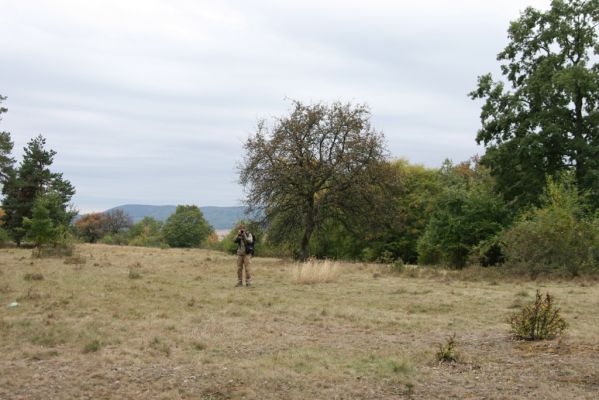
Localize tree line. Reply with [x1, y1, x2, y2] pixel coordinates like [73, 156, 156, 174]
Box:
[1, 0, 597, 276]
[0, 97, 75, 252]
[75, 206, 214, 248]
[237, 0, 599, 275]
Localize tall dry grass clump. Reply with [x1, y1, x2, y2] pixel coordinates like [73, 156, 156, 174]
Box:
[292, 259, 341, 284]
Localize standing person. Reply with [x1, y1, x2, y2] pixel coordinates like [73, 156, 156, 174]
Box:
[234, 225, 253, 287]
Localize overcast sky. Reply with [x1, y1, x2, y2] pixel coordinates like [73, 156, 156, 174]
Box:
[0, 0, 551, 213]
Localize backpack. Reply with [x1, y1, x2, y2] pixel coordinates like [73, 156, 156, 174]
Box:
[245, 233, 256, 256]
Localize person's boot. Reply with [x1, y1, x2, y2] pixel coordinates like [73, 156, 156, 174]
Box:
[235, 281, 243, 287]
[246, 281, 252, 287]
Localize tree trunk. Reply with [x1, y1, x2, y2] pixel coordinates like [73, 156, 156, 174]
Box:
[573, 85, 585, 185]
[299, 201, 315, 261]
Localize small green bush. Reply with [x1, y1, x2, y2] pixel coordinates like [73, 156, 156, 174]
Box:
[99, 233, 129, 245]
[501, 175, 599, 277]
[508, 290, 567, 340]
[390, 258, 405, 274]
[435, 334, 459, 363]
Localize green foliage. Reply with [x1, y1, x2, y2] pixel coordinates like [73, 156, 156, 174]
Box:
[1, 135, 75, 246]
[239, 100, 396, 260]
[83, 339, 103, 354]
[0, 94, 15, 184]
[0, 227, 10, 246]
[470, 0, 599, 210]
[127, 216, 164, 247]
[390, 258, 405, 274]
[435, 334, 459, 363]
[309, 219, 363, 260]
[417, 160, 510, 268]
[387, 159, 443, 263]
[23, 196, 56, 250]
[509, 290, 568, 340]
[501, 174, 599, 276]
[99, 233, 129, 246]
[220, 220, 272, 256]
[162, 205, 213, 248]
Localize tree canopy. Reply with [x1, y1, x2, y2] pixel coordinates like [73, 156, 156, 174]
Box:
[0, 95, 14, 183]
[1, 134, 75, 245]
[239, 100, 398, 260]
[162, 205, 213, 248]
[470, 0, 599, 209]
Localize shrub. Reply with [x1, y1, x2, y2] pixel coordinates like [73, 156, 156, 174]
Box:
[99, 233, 129, 246]
[416, 160, 510, 268]
[390, 258, 405, 274]
[508, 290, 567, 340]
[435, 334, 459, 363]
[501, 175, 599, 277]
[292, 259, 341, 284]
[83, 339, 103, 353]
[377, 250, 395, 264]
[0, 227, 10, 247]
[23, 272, 44, 281]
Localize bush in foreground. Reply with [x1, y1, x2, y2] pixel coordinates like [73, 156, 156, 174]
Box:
[501, 175, 599, 277]
[508, 290, 567, 341]
[435, 334, 459, 364]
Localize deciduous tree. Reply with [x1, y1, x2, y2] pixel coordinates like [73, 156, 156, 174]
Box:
[239, 101, 397, 260]
[162, 205, 213, 248]
[103, 209, 133, 234]
[75, 213, 107, 243]
[470, 0, 599, 209]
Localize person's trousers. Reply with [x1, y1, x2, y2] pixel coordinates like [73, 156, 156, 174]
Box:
[237, 254, 251, 283]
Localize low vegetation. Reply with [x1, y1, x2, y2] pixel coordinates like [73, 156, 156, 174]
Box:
[509, 290, 568, 341]
[435, 334, 459, 364]
[1, 244, 598, 399]
[291, 259, 341, 284]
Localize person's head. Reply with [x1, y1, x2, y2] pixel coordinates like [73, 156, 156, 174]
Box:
[238, 224, 245, 234]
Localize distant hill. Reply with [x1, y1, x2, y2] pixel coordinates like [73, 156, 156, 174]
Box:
[104, 204, 250, 230]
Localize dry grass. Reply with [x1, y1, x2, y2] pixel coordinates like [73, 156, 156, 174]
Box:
[0, 244, 598, 399]
[291, 259, 341, 284]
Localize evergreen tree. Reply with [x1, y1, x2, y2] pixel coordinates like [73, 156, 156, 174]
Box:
[23, 196, 55, 252]
[1, 135, 75, 245]
[0, 95, 15, 183]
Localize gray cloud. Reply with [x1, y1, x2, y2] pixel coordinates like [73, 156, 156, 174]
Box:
[0, 0, 551, 212]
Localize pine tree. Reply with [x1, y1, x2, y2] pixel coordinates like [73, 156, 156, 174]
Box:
[23, 196, 55, 253]
[1, 135, 75, 245]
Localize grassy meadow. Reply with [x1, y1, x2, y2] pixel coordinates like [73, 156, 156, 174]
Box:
[1, 244, 599, 399]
